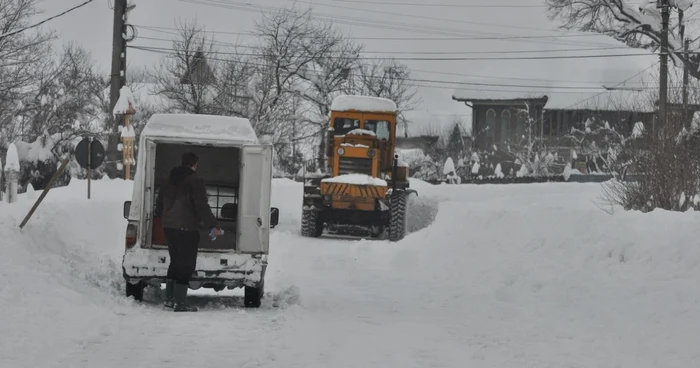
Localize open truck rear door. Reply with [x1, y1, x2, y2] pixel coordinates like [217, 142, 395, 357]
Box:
[237, 145, 273, 253]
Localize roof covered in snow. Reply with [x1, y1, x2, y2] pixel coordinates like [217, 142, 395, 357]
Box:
[331, 95, 397, 113]
[141, 114, 259, 143]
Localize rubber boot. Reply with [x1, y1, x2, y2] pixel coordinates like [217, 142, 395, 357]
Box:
[173, 283, 198, 312]
[163, 279, 175, 309]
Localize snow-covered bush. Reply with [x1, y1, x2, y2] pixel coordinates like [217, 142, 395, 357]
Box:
[601, 116, 700, 213]
[567, 117, 642, 180]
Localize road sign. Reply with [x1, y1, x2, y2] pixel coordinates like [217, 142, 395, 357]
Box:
[75, 138, 105, 170]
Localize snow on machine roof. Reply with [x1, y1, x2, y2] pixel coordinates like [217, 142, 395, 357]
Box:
[331, 95, 397, 113]
[141, 114, 259, 143]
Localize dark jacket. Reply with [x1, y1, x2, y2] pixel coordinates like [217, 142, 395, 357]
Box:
[155, 166, 220, 231]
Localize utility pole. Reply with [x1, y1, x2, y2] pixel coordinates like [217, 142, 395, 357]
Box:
[108, 0, 128, 178]
[658, 0, 670, 137]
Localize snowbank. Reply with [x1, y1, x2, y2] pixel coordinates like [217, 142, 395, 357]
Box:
[330, 95, 397, 113]
[3, 177, 700, 367]
[322, 174, 388, 186]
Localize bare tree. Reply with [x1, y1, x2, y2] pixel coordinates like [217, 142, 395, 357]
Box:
[296, 26, 362, 168]
[356, 59, 421, 138]
[546, 1, 700, 79]
[0, 0, 53, 146]
[151, 19, 217, 114]
[251, 8, 363, 169]
[505, 102, 561, 177]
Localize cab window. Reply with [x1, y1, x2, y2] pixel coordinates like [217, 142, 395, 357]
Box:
[365, 120, 391, 140]
[333, 118, 360, 135]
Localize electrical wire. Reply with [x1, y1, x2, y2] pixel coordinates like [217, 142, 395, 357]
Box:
[321, 0, 650, 8]
[177, 0, 620, 48]
[134, 35, 632, 55]
[134, 24, 609, 42]
[128, 45, 657, 93]
[0, 0, 96, 39]
[561, 62, 660, 109]
[129, 44, 652, 61]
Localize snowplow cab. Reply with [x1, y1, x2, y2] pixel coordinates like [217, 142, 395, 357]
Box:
[302, 95, 413, 241]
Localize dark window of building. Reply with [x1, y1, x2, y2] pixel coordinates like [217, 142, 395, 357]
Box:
[501, 110, 511, 145]
[486, 109, 496, 146]
[517, 111, 527, 141]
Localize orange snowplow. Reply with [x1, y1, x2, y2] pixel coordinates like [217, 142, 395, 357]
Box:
[301, 95, 415, 241]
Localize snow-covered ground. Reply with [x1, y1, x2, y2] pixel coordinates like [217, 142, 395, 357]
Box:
[2, 178, 700, 367]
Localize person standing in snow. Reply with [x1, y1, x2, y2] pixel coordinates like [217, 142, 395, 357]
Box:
[155, 152, 222, 312]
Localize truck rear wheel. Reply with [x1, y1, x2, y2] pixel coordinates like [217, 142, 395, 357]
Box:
[389, 191, 407, 242]
[126, 280, 145, 301]
[301, 208, 323, 238]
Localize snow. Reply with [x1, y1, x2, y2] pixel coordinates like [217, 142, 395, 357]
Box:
[4, 178, 700, 366]
[471, 161, 480, 174]
[25, 184, 35, 199]
[140, 114, 258, 144]
[517, 163, 529, 177]
[321, 174, 388, 186]
[563, 162, 573, 181]
[632, 121, 645, 137]
[344, 129, 376, 137]
[494, 163, 504, 178]
[120, 125, 135, 138]
[443, 157, 456, 175]
[112, 86, 135, 118]
[4, 143, 20, 171]
[330, 95, 397, 113]
[340, 143, 370, 148]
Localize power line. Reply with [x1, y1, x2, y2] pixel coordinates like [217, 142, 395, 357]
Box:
[130, 44, 652, 61]
[411, 69, 649, 86]
[135, 24, 608, 42]
[293, 0, 565, 33]
[322, 0, 649, 7]
[135, 35, 631, 55]
[0, 0, 96, 39]
[128, 45, 657, 93]
[322, 0, 548, 8]
[135, 34, 654, 86]
[562, 62, 660, 109]
[176, 0, 620, 48]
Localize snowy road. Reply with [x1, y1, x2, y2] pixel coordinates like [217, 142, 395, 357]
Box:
[2, 179, 700, 367]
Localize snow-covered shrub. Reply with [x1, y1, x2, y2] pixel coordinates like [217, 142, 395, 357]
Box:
[601, 116, 700, 213]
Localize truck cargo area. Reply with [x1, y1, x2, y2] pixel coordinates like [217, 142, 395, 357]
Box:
[151, 143, 240, 251]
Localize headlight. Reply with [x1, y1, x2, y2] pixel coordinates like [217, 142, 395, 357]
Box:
[337, 147, 345, 155]
[367, 149, 376, 158]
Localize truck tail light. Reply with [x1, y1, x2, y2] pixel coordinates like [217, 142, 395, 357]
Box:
[125, 223, 138, 249]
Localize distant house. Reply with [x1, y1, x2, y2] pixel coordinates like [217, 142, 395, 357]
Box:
[452, 91, 658, 152]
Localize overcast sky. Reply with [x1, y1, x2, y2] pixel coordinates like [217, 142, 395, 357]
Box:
[38, 0, 665, 135]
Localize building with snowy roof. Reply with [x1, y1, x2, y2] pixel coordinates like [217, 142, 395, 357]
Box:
[452, 66, 700, 152]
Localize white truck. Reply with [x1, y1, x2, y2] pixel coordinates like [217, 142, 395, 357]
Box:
[121, 114, 278, 308]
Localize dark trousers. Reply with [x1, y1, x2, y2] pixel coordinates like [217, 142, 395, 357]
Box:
[164, 228, 200, 285]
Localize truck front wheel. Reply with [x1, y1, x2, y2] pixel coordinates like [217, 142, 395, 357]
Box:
[301, 208, 323, 238]
[389, 190, 407, 242]
[126, 280, 145, 301]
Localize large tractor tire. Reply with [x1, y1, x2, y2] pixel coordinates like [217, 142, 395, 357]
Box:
[301, 208, 323, 238]
[389, 190, 407, 242]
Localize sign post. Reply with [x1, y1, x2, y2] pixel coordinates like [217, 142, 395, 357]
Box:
[75, 137, 105, 199]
